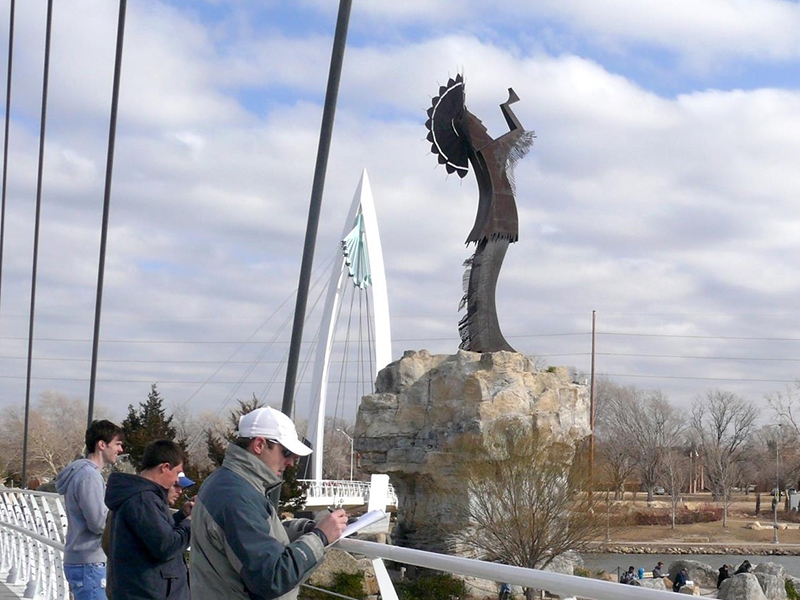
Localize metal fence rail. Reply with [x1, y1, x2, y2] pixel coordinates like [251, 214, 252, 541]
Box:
[0, 486, 680, 600]
[301, 479, 398, 508]
[0, 488, 68, 600]
[336, 538, 676, 600]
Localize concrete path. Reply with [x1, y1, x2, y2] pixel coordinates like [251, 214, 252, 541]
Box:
[0, 580, 22, 600]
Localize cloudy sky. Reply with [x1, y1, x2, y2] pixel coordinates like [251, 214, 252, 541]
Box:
[2, 0, 800, 426]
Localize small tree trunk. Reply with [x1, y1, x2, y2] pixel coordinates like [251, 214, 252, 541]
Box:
[755, 492, 761, 516]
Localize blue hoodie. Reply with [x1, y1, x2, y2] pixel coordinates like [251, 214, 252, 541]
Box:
[55, 458, 107, 564]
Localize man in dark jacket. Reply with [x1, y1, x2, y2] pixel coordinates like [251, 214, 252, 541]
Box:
[717, 564, 730, 588]
[105, 440, 191, 600]
[673, 568, 688, 593]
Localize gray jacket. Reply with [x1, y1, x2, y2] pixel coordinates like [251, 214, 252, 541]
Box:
[190, 443, 324, 600]
[56, 458, 107, 564]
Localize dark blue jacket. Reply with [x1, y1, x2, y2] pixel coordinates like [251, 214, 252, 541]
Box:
[673, 570, 687, 592]
[105, 472, 191, 600]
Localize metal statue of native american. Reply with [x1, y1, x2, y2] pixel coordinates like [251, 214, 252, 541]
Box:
[426, 74, 535, 353]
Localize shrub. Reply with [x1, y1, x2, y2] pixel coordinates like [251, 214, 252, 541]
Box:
[574, 566, 604, 579]
[299, 572, 366, 600]
[630, 507, 723, 526]
[787, 579, 799, 600]
[396, 572, 467, 600]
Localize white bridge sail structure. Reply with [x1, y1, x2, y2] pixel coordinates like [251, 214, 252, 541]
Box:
[305, 169, 392, 482]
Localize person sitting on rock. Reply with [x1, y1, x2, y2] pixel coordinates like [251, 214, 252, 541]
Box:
[734, 560, 752, 575]
[672, 568, 687, 593]
[717, 564, 730, 588]
[652, 562, 665, 578]
[619, 566, 636, 584]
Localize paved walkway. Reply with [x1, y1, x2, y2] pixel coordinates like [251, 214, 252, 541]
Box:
[0, 580, 21, 600]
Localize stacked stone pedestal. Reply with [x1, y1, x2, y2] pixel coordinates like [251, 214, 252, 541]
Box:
[355, 349, 590, 553]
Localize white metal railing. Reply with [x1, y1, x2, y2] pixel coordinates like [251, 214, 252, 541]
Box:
[300, 479, 398, 508]
[337, 538, 676, 600]
[0, 488, 68, 600]
[0, 486, 679, 600]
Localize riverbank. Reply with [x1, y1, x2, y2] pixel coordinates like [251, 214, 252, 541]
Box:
[587, 541, 800, 555]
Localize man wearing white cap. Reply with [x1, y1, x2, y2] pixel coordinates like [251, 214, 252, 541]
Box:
[190, 407, 347, 600]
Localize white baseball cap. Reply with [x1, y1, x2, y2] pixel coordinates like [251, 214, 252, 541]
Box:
[237, 407, 312, 457]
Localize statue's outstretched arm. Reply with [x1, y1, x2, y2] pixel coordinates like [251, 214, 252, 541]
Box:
[500, 88, 522, 132]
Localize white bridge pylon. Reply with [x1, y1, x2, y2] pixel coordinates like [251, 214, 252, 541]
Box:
[306, 169, 392, 482]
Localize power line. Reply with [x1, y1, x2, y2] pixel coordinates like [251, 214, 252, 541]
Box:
[606, 373, 799, 384]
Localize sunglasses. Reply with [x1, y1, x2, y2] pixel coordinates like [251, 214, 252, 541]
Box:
[268, 440, 295, 459]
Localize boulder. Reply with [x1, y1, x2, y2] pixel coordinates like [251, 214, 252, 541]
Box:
[356, 349, 589, 552]
[667, 560, 718, 588]
[719, 573, 769, 600]
[753, 562, 786, 580]
[753, 573, 786, 600]
[542, 551, 580, 576]
[356, 559, 380, 596]
[679, 585, 700, 595]
[308, 548, 360, 587]
[630, 578, 667, 591]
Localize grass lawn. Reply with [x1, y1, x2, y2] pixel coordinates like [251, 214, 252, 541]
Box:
[596, 492, 800, 545]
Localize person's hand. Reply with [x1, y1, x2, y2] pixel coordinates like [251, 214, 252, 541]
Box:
[315, 508, 347, 544]
[182, 495, 197, 517]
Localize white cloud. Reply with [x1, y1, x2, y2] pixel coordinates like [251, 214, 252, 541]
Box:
[4, 0, 800, 424]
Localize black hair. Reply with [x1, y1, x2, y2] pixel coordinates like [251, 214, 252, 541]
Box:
[234, 437, 255, 449]
[141, 440, 185, 470]
[85, 420, 124, 454]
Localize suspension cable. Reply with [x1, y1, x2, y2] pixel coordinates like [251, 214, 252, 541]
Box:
[88, 0, 128, 429]
[0, 0, 15, 332]
[22, 0, 54, 488]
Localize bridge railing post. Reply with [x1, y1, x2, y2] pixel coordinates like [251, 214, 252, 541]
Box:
[0, 489, 68, 600]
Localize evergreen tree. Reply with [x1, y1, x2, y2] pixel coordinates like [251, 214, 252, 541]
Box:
[205, 396, 263, 467]
[122, 383, 177, 470]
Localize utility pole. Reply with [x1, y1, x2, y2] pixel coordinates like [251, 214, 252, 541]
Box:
[589, 309, 596, 494]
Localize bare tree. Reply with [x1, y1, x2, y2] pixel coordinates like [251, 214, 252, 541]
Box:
[453, 425, 603, 600]
[323, 417, 356, 480]
[0, 392, 92, 483]
[662, 447, 689, 529]
[767, 381, 800, 434]
[171, 404, 217, 476]
[691, 389, 758, 527]
[595, 380, 683, 501]
[765, 386, 800, 489]
[593, 378, 638, 499]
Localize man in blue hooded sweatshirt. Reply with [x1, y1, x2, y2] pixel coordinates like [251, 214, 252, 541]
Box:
[56, 419, 125, 600]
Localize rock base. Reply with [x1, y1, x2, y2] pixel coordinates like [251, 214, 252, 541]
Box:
[355, 349, 590, 553]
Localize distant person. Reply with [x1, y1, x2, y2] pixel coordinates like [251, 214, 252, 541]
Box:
[499, 582, 511, 599]
[168, 471, 196, 508]
[190, 406, 348, 600]
[620, 566, 636, 584]
[652, 562, 665, 578]
[734, 560, 752, 574]
[717, 564, 730, 588]
[105, 440, 192, 600]
[673, 568, 687, 593]
[56, 419, 124, 600]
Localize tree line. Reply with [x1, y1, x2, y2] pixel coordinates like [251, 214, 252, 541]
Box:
[0, 383, 356, 497]
[594, 376, 800, 527]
